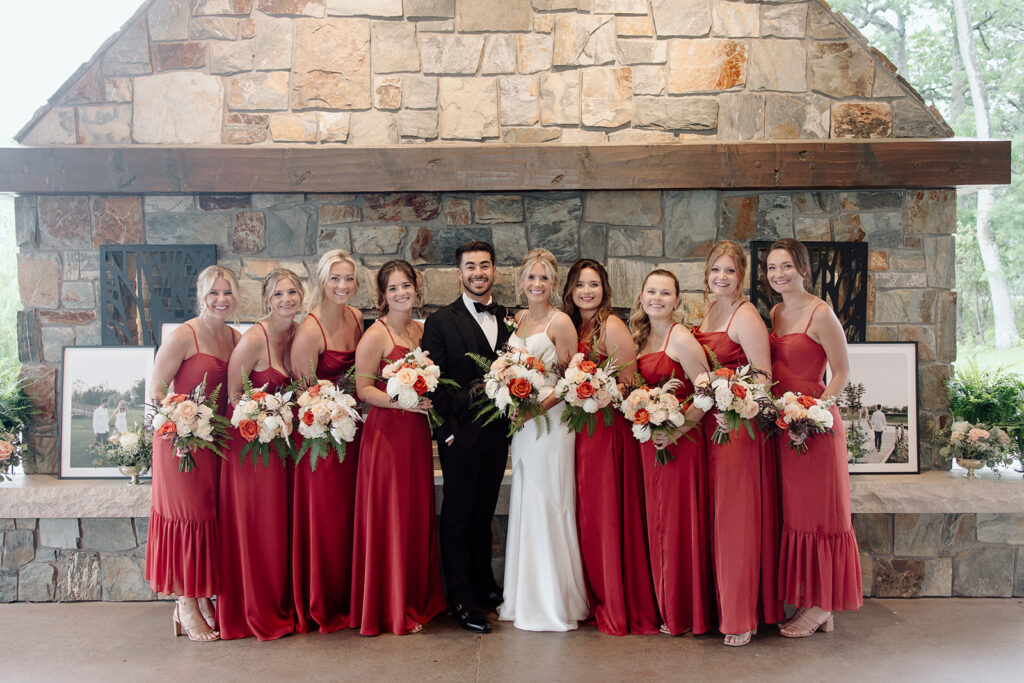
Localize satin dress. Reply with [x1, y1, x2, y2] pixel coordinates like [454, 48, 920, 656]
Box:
[292, 311, 362, 633]
[217, 325, 294, 640]
[636, 325, 713, 635]
[574, 340, 659, 636]
[146, 323, 231, 598]
[770, 305, 863, 612]
[694, 302, 784, 635]
[349, 329, 446, 635]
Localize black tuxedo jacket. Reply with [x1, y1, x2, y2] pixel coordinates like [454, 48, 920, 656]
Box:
[421, 296, 512, 450]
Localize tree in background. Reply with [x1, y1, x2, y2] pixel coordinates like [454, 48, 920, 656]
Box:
[832, 0, 1024, 350]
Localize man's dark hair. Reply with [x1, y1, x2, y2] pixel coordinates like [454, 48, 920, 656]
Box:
[456, 241, 495, 267]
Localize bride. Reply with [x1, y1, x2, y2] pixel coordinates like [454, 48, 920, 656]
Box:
[498, 248, 589, 632]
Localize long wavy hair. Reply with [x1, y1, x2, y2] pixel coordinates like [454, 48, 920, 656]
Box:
[261, 268, 305, 315]
[628, 269, 680, 352]
[765, 238, 813, 294]
[195, 265, 240, 317]
[516, 248, 559, 307]
[309, 249, 359, 311]
[375, 259, 420, 317]
[562, 259, 613, 351]
[703, 240, 748, 301]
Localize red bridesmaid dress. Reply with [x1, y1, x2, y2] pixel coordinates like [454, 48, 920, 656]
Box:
[769, 305, 863, 612]
[575, 341, 659, 635]
[292, 311, 362, 633]
[694, 302, 784, 636]
[636, 324, 713, 635]
[217, 323, 295, 640]
[348, 327, 446, 635]
[146, 323, 231, 598]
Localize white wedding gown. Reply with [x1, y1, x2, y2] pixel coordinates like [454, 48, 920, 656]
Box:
[498, 326, 589, 632]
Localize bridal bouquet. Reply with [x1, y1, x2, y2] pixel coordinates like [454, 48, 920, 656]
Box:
[295, 378, 362, 470]
[381, 347, 455, 429]
[554, 353, 622, 437]
[691, 360, 772, 445]
[620, 379, 690, 466]
[150, 376, 230, 473]
[469, 346, 554, 437]
[91, 423, 153, 470]
[229, 377, 295, 467]
[774, 391, 836, 454]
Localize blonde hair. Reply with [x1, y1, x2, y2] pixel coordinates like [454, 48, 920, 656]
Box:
[703, 240, 748, 300]
[516, 248, 559, 306]
[261, 268, 305, 315]
[310, 249, 359, 311]
[628, 269, 680, 352]
[195, 265, 240, 316]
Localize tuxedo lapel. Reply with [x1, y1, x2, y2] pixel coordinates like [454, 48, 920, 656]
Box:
[495, 304, 511, 350]
[451, 297, 494, 357]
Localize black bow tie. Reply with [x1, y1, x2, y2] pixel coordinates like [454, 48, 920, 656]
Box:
[474, 301, 499, 315]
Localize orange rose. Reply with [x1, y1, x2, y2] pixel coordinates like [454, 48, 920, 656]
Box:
[634, 408, 651, 425]
[508, 378, 533, 400]
[413, 376, 429, 396]
[576, 382, 596, 399]
[307, 384, 322, 397]
[525, 357, 545, 373]
[776, 416, 789, 430]
[156, 421, 177, 439]
[167, 393, 187, 404]
[730, 383, 747, 399]
[713, 367, 734, 379]
[238, 419, 259, 442]
[797, 394, 817, 409]
[301, 410, 316, 426]
[578, 360, 598, 375]
[251, 391, 268, 402]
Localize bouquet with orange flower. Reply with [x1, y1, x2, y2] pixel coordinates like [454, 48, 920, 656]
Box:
[380, 347, 456, 430]
[469, 346, 554, 437]
[295, 377, 362, 470]
[620, 379, 691, 465]
[229, 374, 295, 467]
[554, 352, 622, 436]
[774, 391, 836, 454]
[691, 350, 773, 445]
[149, 376, 230, 473]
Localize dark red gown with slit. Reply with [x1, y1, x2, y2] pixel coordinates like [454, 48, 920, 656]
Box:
[574, 341, 659, 636]
[146, 325, 230, 598]
[292, 311, 362, 633]
[348, 339, 446, 635]
[636, 325, 713, 635]
[693, 303, 784, 635]
[770, 305, 863, 612]
[217, 343, 295, 641]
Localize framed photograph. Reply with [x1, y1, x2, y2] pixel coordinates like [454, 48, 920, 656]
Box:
[829, 342, 919, 474]
[59, 346, 155, 479]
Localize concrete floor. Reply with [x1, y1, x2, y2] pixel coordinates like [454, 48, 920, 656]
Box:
[4, 599, 1024, 682]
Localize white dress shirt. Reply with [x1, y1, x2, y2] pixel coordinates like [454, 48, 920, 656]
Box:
[462, 292, 498, 350]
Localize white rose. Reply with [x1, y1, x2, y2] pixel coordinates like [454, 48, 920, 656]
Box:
[649, 407, 669, 425]
[263, 414, 281, 434]
[582, 397, 599, 414]
[152, 414, 168, 430]
[119, 432, 140, 453]
[386, 376, 401, 397]
[397, 388, 419, 410]
[632, 423, 652, 443]
[395, 367, 418, 387]
[334, 419, 357, 442]
[714, 385, 734, 411]
[693, 394, 714, 412]
[194, 423, 213, 441]
[669, 411, 686, 427]
[739, 401, 760, 420]
[495, 386, 512, 412]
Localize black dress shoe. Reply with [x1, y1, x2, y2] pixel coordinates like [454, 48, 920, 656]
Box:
[452, 604, 491, 633]
[475, 590, 503, 610]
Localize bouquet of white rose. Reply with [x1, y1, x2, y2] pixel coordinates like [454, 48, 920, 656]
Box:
[554, 353, 622, 437]
[691, 362, 772, 445]
[774, 391, 835, 455]
[295, 379, 362, 471]
[229, 376, 295, 467]
[150, 376, 230, 473]
[620, 379, 691, 466]
[469, 346, 554, 437]
[381, 347, 455, 430]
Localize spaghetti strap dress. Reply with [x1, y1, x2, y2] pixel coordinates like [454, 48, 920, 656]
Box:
[217, 323, 294, 640]
[769, 305, 863, 612]
[146, 323, 231, 598]
[693, 302, 784, 635]
[292, 310, 363, 634]
[349, 323, 445, 635]
[636, 324, 713, 635]
[574, 338, 659, 636]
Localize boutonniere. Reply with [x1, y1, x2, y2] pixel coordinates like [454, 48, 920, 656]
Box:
[503, 313, 517, 333]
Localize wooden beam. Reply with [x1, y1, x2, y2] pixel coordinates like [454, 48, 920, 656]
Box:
[0, 139, 1009, 194]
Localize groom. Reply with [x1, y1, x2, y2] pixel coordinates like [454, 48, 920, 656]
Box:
[422, 240, 511, 634]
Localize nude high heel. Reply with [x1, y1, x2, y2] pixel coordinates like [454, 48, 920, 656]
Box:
[780, 608, 833, 638]
[173, 598, 220, 642]
[198, 597, 217, 630]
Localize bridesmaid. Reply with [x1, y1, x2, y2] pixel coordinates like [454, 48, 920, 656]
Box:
[561, 259, 659, 636]
[145, 265, 241, 642]
[350, 260, 446, 635]
[765, 239, 862, 637]
[217, 269, 302, 641]
[290, 250, 363, 634]
[693, 241, 784, 646]
[628, 269, 713, 636]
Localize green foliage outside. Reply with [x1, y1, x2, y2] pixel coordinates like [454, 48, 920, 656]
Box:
[831, 0, 1024, 363]
[0, 199, 20, 382]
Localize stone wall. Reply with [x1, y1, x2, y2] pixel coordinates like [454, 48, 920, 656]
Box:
[6, 512, 1023, 602]
[19, 0, 949, 146]
[16, 187, 956, 473]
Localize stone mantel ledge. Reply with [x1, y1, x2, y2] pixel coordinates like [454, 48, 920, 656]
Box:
[3, 471, 1024, 518]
